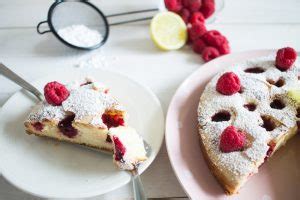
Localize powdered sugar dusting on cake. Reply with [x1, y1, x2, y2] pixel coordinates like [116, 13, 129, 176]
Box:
[218, 151, 255, 176]
[198, 54, 300, 177]
[27, 102, 65, 122]
[27, 79, 124, 123]
[90, 115, 107, 128]
[62, 87, 117, 120]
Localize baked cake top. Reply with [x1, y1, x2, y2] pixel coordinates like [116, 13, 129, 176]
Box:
[198, 52, 300, 177]
[26, 78, 125, 129]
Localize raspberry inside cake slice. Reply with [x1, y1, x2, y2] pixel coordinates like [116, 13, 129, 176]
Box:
[110, 126, 147, 170]
[24, 78, 147, 170]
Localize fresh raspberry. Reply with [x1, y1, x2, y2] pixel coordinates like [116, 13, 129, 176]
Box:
[202, 31, 230, 55]
[188, 22, 207, 42]
[113, 136, 126, 161]
[189, 12, 205, 24]
[202, 30, 227, 48]
[32, 122, 44, 131]
[44, 81, 69, 106]
[164, 0, 183, 12]
[219, 126, 246, 153]
[216, 72, 241, 95]
[218, 42, 230, 55]
[202, 46, 220, 62]
[58, 114, 78, 138]
[202, 0, 215, 5]
[102, 113, 125, 129]
[182, 0, 202, 12]
[192, 38, 207, 54]
[179, 8, 191, 24]
[275, 47, 297, 71]
[200, 0, 215, 18]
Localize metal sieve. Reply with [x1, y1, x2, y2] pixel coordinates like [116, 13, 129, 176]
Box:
[37, 0, 158, 50]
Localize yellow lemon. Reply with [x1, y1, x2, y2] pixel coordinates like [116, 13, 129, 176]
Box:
[150, 12, 187, 50]
[287, 89, 300, 104]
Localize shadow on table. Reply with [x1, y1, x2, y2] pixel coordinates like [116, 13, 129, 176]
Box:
[0, 177, 42, 200]
[33, 34, 89, 58]
[113, 36, 165, 55]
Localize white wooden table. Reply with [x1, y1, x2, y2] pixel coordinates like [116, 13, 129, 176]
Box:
[0, 0, 300, 199]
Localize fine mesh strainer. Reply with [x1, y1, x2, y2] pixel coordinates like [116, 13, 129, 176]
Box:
[37, 0, 158, 50]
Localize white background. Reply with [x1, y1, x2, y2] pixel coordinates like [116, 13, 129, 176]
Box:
[0, 0, 300, 199]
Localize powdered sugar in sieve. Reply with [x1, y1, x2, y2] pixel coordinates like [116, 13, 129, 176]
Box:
[57, 24, 103, 48]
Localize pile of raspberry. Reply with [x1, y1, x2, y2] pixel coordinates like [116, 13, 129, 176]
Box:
[164, 0, 230, 62]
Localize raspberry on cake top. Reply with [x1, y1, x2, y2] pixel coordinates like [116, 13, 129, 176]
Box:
[197, 47, 299, 194]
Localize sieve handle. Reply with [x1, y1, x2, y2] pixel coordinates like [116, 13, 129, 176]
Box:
[106, 8, 158, 18]
[109, 17, 153, 26]
[37, 20, 51, 34]
[107, 8, 158, 26]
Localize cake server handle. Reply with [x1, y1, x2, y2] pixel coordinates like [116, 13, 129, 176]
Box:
[131, 169, 147, 200]
[0, 63, 44, 101]
[131, 139, 151, 200]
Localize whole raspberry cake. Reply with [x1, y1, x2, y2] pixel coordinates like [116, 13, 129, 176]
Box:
[197, 47, 299, 194]
[24, 78, 147, 170]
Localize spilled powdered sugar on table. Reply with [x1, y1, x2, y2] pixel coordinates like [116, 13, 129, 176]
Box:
[57, 25, 118, 69]
[74, 49, 118, 69]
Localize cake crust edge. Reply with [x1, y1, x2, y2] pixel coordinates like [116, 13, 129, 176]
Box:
[198, 125, 240, 195]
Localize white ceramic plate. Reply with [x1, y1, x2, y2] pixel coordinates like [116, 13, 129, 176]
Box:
[0, 69, 164, 199]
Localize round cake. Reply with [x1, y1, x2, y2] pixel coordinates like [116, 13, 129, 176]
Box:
[197, 47, 299, 194]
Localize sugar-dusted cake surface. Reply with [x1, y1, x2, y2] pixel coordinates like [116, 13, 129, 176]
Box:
[110, 126, 147, 170]
[197, 54, 300, 194]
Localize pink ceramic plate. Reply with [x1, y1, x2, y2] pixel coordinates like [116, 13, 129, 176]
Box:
[166, 50, 300, 200]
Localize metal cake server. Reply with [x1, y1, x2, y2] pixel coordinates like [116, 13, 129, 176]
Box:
[130, 140, 152, 200]
[0, 63, 43, 101]
[0, 63, 151, 200]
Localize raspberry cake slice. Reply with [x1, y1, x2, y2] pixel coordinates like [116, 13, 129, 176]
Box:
[110, 127, 147, 170]
[24, 78, 147, 170]
[197, 47, 299, 194]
